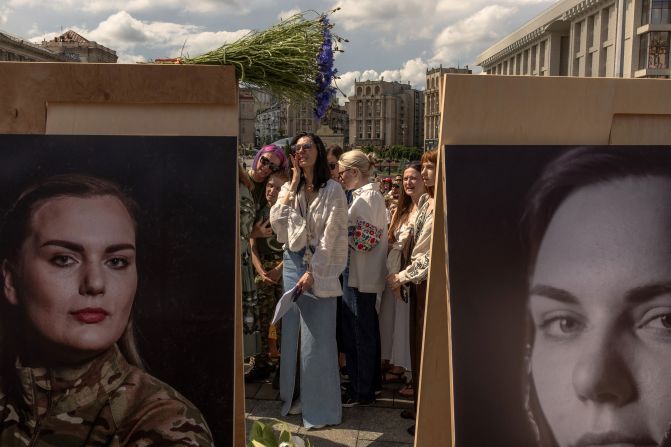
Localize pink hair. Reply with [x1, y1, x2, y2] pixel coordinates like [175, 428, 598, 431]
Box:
[251, 144, 288, 172]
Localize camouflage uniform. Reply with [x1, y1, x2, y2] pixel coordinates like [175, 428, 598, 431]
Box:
[240, 182, 260, 352]
[253, 204, 285, 368]
[0, 344, 214, 446]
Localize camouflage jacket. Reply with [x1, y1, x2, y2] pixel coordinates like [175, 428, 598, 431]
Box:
[0, 345, 214, 446]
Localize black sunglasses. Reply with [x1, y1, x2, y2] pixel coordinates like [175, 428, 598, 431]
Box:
[337, 168, 352, 180]
[291, 142, 314, 152]
[391, 183, 400, 188]
[259, 156, 280, 173]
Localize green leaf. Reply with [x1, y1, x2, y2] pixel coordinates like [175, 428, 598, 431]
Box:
[249, 421, 266, 441]
[261, 424, 279, 447]
[278, 430, 291, 443]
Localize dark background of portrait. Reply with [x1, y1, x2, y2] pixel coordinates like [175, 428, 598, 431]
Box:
[444, 145, 571, 446]
[0, 135, 237, 446]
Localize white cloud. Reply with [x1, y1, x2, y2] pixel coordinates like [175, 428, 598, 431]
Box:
[278, 8, 301, 21]
[430, 5, 518, 66]
[337, 57, 428, 105]
[0, 6, 9, 26]
[333, 0, 438, 42]
[8, 0, 248, 14]
[116, 52, 147, 63]
[29, 11, 249, 62]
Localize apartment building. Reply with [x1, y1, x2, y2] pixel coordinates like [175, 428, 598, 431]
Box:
[476, 0, 670, 79]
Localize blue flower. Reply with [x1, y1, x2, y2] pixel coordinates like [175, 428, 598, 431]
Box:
[314, 15, 338, 119]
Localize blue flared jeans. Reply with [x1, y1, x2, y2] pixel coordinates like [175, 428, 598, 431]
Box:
[341, 267, 381, 402]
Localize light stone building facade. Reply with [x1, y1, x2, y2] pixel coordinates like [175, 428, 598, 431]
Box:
[476, 0, 671, 79]
[255, 99, 348, 147]
[40, 30, 117, 63]
[424, 66, 472, 150]
[0, 30, 64, 61]
[346, 79, 424, 149]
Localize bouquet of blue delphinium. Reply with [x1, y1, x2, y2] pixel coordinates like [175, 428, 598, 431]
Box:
[176, 9, 345, 119]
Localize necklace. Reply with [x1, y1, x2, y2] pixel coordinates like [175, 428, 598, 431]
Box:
[306, 183, 314, 192]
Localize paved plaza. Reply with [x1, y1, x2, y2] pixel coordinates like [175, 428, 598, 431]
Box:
[245, 374, 415, 447]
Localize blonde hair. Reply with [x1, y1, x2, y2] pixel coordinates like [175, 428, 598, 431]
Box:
[339, 150, 376, 178]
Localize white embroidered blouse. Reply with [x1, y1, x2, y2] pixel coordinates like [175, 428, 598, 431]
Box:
[397, 194, 434, 285]
[269, 179, 348, 297]
[346, 182, 388, 294]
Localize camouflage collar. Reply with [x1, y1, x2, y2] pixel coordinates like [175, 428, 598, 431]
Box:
[15, 345, 131, 415]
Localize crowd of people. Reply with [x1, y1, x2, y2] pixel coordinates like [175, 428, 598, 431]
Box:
[240, 132, 437, 434]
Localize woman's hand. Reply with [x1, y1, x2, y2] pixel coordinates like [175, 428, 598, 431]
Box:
[386, 273, 402, 290]
[250, 218, 272, 239]
[295, 271, 314, 295]
[259, 270, 277, 285]
[289, 154, 301, 190]
[268, 265, 282, 283]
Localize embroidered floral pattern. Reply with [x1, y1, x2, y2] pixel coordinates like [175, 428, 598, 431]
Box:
[350, 218, 382, 252]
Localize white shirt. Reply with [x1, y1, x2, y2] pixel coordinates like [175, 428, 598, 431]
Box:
[345, 182, 389, 294]
[269, 179, 348, 297]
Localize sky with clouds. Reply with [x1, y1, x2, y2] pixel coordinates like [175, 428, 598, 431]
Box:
[1, 0, 556, 102]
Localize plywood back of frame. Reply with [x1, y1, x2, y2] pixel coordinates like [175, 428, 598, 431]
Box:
[417, 74, 671, 446]
[439, 74, 671, 145]
[414, 74, 454, 447]
[0, 62, 238, 136]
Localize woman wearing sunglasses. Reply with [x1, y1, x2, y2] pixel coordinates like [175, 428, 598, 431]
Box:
[269, 132, 348, 429]
[244, 145, 288, 374]
[337, 150, 388, 407]
[249, 144, 288, 222]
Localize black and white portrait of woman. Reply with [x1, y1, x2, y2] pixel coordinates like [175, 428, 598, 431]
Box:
[445, 146, 671, 447]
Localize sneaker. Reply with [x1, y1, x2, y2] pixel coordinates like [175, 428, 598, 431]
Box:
[288, 399, 302, 415]
[244, 364, 271, 383]
[341, 395, 374, 408]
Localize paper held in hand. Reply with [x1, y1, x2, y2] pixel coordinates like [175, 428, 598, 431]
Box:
[271, 286, 316, 325]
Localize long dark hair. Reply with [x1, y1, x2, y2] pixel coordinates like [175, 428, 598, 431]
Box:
[291, 132, 331, 193]
[521, 147, 671, 447]
[389, 161, 422, 243]
[0, 174, 144, 371]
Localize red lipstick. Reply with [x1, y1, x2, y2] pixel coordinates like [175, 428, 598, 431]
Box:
[71, 308, 108, 324]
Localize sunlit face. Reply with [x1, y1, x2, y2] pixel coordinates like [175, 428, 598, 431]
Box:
[265, 175, 286, 206]
[528, 176, 671, 447]
[293, 136, 316, 170]
[327, 154, 339, 180]
[337, 163, 358, 190]
[255, 152, 281, 179]
[3, 195, 137, 365]
[421, 161, 436, 188]
[403, 168, 425, 201]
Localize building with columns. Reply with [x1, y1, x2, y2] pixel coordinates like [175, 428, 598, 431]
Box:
[476, 0, 670, 79]
[255, 98, 348, 147]
[0, 30, 64, 61]
[424, 65, 472, 150]
[40, 30, 117, 63]
[346, 79, 424, 149]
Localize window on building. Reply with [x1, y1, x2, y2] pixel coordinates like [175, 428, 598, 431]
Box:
[531, 45, 537, 72]
[523, 49, 529, 74]
[651, 0, 671, 24]
[540, 41, 546, 71]
[642, 31, 671, 68]
[574, 21, 583, 53]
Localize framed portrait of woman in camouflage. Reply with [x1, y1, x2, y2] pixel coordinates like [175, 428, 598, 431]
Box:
[0, 135, 237, 446]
